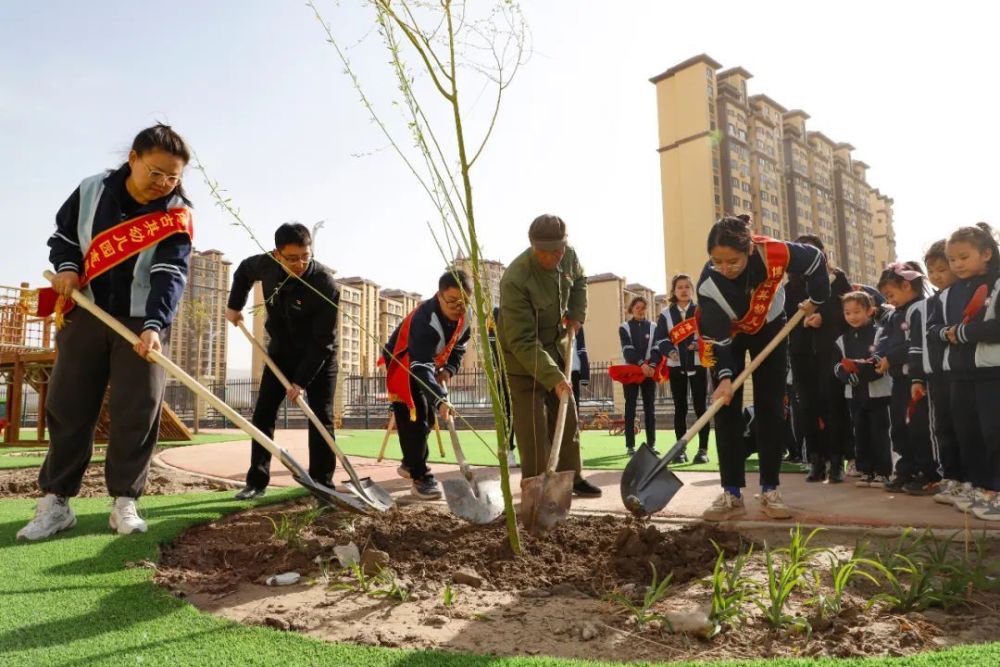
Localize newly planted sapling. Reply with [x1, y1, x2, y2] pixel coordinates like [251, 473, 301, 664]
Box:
[605, 563, 674, 631]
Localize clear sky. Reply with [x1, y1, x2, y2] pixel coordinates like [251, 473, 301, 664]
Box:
[2, 1, 997, 372]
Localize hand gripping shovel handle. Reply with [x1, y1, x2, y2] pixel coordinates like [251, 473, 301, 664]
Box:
[43, 271, 312, 483]
[545, 328, 577, 476]
[236, 322, 368, 494]
[635, 307, 808, 492]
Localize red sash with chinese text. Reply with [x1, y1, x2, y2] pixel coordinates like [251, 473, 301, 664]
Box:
[730, 236, 790, 336]
[36, 208, 193, 323]
[608, 358, 669, 385]
[379, 307, 465, 421]
[668, 316, 698, 347]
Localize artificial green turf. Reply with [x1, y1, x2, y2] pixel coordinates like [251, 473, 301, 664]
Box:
[1, 492, 997, 666]
[0, 433, 246, 471]
[334, 429, 808, 474]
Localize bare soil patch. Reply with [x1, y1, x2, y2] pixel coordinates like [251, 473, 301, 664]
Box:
[156, 501, 1000, 662]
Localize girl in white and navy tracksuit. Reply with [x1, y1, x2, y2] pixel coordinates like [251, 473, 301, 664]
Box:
[697, 215, 829, 521]
[875, 263, 937, 493]
[926, 224, 1000, 520]
[654, 273, 710, 463]
[919, 241, 961, 497]
[834, 291, 893, 484]
[619, 296, 660, 454]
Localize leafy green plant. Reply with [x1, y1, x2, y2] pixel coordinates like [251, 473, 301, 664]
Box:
[332, 562, 376, 594]
[442, 583, 456, 608]
[605, 563, 674, 632]
[806, 553, 880, 622]
[754, 543, 811, 636]
[865, 552, 961, 612]
[369, 567, 411, 602]
[705, 541, 757, 636]
[266, 507, 325, 550]
[775, 525, 827, 564]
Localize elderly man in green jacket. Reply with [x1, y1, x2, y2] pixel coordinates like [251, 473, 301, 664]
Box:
[498, 214, 602, 498]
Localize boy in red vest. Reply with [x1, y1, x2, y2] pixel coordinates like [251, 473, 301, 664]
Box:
[382, 270, 472, 499]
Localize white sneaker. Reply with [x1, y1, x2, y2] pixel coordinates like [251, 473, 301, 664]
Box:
[506, 448, 519, 469]
[971, 491, 1000, 522]
[16, 494, 76, 541]
[702, 491, 746, 522]
[846, 461, 861, 477]
[932, 479, 960, 506]
[955, 487, 990, 513]
[109, 497, 147, 535]
[759, 489, 793, 520]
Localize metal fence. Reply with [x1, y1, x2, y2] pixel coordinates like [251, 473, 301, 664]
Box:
[5, 362, 682, 431]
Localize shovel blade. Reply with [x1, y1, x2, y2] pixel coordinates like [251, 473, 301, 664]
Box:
[620, 442, 684, 517]
[443, 473, 504, 524]
[342, 476, 395, 512]
[293, 474, 373, 515]
[520, 470, 574, 535]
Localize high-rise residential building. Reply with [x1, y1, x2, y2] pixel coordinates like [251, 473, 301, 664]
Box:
[168, 249, 230, 383]
[338, 277, 382, 375]
[651, 54, 894, 286]
[335, 280, 364, 378]
[451, 254, 506, 367]
[870, 189, 897, 274]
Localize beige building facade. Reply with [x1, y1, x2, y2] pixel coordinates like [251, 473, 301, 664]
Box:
[451, 255, 506, 368]
[168, 248, 230, 383]
[651, 54, 895, 286]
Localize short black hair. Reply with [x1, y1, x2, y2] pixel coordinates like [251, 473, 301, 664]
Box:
[440, 269, 472, 293]
[275, 222, 311, 248]
[795, 234, 824, 252]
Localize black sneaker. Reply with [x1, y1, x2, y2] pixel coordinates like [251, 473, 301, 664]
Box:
[828, 459, 845, 484]
[234, 485, 266, 501]
[693, 449, 710, 464]
[671, 449, 688, 464]
[805, 458, 827, 483]
[625, 444, 636, 457]
[411, 476, 442, 500]
[883, 475, 908, 493]
[903, 474, 940, 496]
[573, 478, 602, 498]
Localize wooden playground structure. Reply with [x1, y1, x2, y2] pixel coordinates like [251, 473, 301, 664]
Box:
[0, 282, 190, 447]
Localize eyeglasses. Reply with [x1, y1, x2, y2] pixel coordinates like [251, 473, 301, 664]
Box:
[141, 158, 183, 187]
[278, 251, 312, 265]
[441, 295, 469, 309]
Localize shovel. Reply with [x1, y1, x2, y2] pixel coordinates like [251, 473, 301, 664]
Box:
[44, 271, 371, 515]
[621, 308, 807, 517]
[237, 322, 394, 512]
[520, 329, 577, 535]
[376, 412, 396, 463]
[441, 415, 504, 524]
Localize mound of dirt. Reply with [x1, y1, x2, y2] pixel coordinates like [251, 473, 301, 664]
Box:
[0, 461, 234, 499]
[157, 501, 745, 596]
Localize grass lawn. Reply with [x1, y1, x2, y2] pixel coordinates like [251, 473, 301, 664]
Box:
[0, 433, 246, 471]
[334, 428, 808, 474]
[1, 491, 997, 666]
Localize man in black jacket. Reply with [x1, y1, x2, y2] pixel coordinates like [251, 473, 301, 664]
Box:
[225, 223, 340, 499]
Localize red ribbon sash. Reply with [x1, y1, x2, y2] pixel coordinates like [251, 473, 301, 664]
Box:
[731, 236, 790, 336]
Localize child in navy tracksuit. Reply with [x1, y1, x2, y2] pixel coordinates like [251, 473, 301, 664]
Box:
[654, 273, 710, 464]
[918, 241, 962, 505]
[927, 224, 1000, 521]
[619, 296, 660, 456]
[875, 262, 937, 494]
[833, 291, 893, 487]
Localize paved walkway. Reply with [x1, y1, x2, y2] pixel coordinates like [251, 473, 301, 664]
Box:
[158, 429, 998, 532]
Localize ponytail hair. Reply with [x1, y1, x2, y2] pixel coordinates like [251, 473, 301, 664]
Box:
[707, 214, 753, 254]
[949, 222, 1000, 277]
[877, 260, 926, 295]
[127, 123, 191, 204]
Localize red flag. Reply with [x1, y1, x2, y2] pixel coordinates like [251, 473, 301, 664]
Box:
[841, 358, 860, 374]
[963, 284, 989, 324]
[608, 359, 669, 385]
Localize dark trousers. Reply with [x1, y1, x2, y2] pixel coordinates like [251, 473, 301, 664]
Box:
[786, 382, 805, 460]
[849, 397, 892, 477]
[246, 356, 337, 489]
[390, 378, 436, 482]
[928, 377, 960, 481]
[624, 378, 657, 449]
[715, 319, 787, 489]
[571, 370, 582, 416]
[790, 352, 849, 462]
[668, 368, 709, 450]
[508, 373, 581, 479]
[888, 377, 936, 482]
[40, 309, 167, 499]
[950, 378, 1000, 491]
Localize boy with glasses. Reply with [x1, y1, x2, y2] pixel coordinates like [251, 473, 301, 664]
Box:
[225, 222, 340, 499]
[382, 270, 472, 499]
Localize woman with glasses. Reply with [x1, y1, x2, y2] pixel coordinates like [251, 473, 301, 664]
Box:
[382, 270, 472, 499]
[18, 125, 193, 542]
[225, 223, 341, 500]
